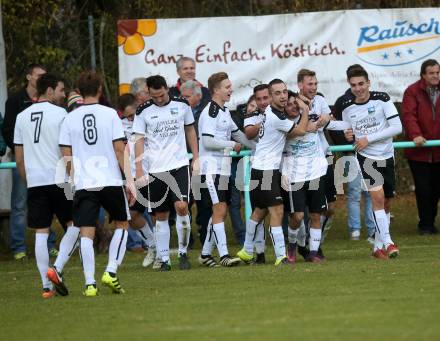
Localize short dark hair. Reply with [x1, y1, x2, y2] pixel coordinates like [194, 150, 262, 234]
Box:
[287, 90, 299, 99]
[268, 78, 285, 93]
[346, 64, 365, 77]
[253, 84, 269, 95]
[297, 69, 316, 83]
[420, 59, 439, 77]
[77, 71, 103, 97]
[118, 93, 137, 111]
[26, 63, 47, 76]
[347, 67, 369, 81]
[246, 94, 256, 106]
[208, 72, 229, 94]
[36, 73, 61, 97]
[146, 75, 168, 90]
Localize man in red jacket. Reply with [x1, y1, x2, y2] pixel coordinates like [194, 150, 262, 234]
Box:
[402, 59, 440, 235]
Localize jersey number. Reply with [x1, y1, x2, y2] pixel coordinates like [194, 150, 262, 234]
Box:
[83, 114, 98, 145]
[31, 112, 43, 143]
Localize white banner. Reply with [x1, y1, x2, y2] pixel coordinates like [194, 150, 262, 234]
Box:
[118, 8, 440, 108]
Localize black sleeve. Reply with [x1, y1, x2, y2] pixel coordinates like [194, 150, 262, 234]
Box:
[327, 99, 348, 146]
[2, 96, 19, 149]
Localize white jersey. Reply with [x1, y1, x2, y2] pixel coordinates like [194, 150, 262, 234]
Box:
[243, 109, 265, 131]
[309, 95, 332, 157]
[121, 118, 149, 177]
[59, 103, 125, 190]
[327, 91, 402, 160]
[252, 105, 295, 171]
[282, 115, 328, 183]
[13, 101, 67, 188]
[198, 101, 240, 176]
[132, 97, 194, 173]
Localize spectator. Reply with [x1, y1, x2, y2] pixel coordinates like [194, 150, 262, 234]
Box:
[180, 80, 210, 124]
[402, 59, 440, 235]
[0, 114, 6, 158]
[2, 64, 58, 260]
[169, 56, 211, 105]
[130, 77, 150, 105]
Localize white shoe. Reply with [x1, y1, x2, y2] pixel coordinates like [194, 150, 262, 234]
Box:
[152, 259, 162, 270]
[350, 230, 360, 240]
[142, 247, 156, 268]
[366, 235, 375, 245]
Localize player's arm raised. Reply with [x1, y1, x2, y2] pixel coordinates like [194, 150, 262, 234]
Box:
[287, 98, 309, 138]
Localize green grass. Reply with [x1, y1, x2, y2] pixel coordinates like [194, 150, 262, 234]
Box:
[1, 195, 440, 340]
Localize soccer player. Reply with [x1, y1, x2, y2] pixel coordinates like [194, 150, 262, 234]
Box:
[197, 72, 255, 267]
[296, 69, 335, 260]
[59, 71, 136, 296]
[282, 89, 332, 264]
[14, 73, 79, 298]
[237, 79, 308, 266]
[241, 84, 271, 263]
[118, 94, 157, 268]
[326, 66, 402, 259]
[133, 75, 198, 271]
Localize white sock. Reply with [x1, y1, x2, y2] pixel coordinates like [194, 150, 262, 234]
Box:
[35, 232, 51, 289]
[374, 227, 384, 251]
[176, 214, 191, 255]
[288, 227, 298, 244]
[201, 218, 215, 256]
[155, 220, 170, 262]
[213, 222, 228, 257]
[106, 228, 128, 274]
[321, 215, 333, 243]
[373, 209, 393, 248]
[254, 222, 266, 254]
[243, 219, 258, 255]
[309, 228, 322, 252]
[54, 226, 80, 272]
[269, 226, 286, 259]
[297, 220, 307, 247]
[136, 223, 155, 248]
[80, 237, 95, 285]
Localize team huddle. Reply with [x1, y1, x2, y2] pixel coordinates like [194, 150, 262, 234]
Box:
[14, 63, 402, 298]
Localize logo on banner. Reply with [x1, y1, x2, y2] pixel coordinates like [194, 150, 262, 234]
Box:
[356, 18, 440, 67]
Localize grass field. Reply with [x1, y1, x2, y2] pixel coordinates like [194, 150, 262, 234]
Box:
[1, 195, 439, 340]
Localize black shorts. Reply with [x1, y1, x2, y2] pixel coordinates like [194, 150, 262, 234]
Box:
[148, 166, 190, 213]
[250, 169, 283, 209]
[356, 154, 395, 198]
[73, 186, 129, 227]
[27, 184, 73, 229]
[129, 183, 149, 215]
[324, 162, 337, 203]
[284, 176, 327, 214]
[200, 174, 231, 206]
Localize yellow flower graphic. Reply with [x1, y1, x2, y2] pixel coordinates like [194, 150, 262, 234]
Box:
[117, 19, 157, 55]
[119, 83, 131, 95]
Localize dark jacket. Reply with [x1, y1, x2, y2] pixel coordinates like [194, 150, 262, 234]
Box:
[2, 89, 33, 149]
[402, 79, 440, 162]
[169, 78, 211, 114]
[328, 89, 353, 146]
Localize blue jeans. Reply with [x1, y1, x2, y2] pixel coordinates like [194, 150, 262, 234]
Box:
[346, 171, 375, 236]
[126, 227, 142, 249]
[10, 167, 56, 254]
[229, 158, 245, 246]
